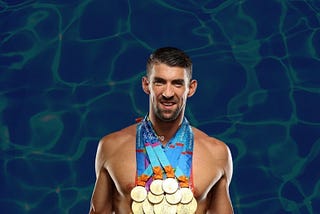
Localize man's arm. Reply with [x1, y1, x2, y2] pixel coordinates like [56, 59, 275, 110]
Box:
[89, 139, 113, 214]
[208, 144, 234, 214]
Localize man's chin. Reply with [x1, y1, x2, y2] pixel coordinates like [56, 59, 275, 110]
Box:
[160, 116, 175, 122]
[158, 112, 178, 122]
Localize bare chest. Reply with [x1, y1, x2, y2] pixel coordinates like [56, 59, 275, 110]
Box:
[107, 146, 221, 201]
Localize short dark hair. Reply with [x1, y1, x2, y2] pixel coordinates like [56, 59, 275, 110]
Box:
[146, 47, 193, 80]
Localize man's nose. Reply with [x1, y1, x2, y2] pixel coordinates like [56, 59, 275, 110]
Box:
[162, 84, 174, 99]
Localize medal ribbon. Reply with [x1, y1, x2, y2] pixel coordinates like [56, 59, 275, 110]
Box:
[145, 143, 163, 180]
[135, 116, 194, 188]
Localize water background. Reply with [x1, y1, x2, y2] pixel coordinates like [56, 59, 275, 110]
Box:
[1, 0, 320, 213]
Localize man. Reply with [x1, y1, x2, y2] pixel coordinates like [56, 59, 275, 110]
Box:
[89, 47, 233, 213]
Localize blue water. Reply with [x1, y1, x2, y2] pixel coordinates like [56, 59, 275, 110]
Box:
[1, 0, 319, 213]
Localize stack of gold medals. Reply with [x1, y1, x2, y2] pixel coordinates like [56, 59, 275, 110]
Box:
[130, 141, 197, 213]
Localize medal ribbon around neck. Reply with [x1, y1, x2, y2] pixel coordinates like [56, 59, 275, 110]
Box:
[131, 116, 197, 213]
[136, 116, 194, 185]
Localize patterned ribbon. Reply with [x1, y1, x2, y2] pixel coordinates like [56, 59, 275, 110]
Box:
[135, 116, 194, 189]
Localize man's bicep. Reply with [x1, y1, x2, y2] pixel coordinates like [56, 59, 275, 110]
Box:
[208, 175, 233, 214]
[208, 144, 234, 213]
[90, 140, 113, 213]
[90, 168, 113, 213]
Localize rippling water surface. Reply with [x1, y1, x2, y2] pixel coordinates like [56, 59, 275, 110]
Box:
[1, 0, 319, 213]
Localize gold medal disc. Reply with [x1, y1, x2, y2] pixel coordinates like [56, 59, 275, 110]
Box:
[130, 186, 147, 202]
[150, 179, 164, 195]
[180, 188, 194, 204]
[177, 198, 197, 214]
[147, 191, 164, 204]
[162, 178, 179, 194]
[153, 199, 177, 214]
[131, 201, 144, 214]
[142, 199, 154, 214]
[165, 188, 182, 205]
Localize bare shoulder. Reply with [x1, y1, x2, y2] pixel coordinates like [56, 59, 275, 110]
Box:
[192, 127, 231, 160]
[96, 124, 137, 166]
[192, 126, 233, 187]
[99, 124, 136, 147]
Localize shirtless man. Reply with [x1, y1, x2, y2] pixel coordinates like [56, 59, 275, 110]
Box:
[89, 47, 233, 213]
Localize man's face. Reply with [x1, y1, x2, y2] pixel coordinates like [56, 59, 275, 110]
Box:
[143, 63, 196, 122]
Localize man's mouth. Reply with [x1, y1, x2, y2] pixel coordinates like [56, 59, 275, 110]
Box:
[160, 101, 176, 109]
[162, 102, 174, 106]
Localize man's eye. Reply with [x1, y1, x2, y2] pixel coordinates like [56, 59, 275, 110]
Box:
[154, 81, 164, 86]
[173, 81, 184, 87]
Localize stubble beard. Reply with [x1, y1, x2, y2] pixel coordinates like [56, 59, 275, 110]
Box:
[154, 104, 182, 122]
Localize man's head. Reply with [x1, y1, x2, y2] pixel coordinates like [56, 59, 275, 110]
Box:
[142, 47, 197, 122]
[146, 47, 193, 81]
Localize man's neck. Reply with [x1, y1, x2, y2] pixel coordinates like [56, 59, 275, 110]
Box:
[148, 113, 184, 146]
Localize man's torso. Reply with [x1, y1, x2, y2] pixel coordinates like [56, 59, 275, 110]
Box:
[101, 124, 225, 213]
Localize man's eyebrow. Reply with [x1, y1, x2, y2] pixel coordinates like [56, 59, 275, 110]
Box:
[153, 77, 166, 82]
[152, 77, 185, 84]
[172, 79, 185, 84]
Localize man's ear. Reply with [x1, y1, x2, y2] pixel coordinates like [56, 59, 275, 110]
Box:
[142, 76, 150, 94]
[187, 79, 197, 97]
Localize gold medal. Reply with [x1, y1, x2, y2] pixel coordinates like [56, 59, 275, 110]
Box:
[165, 188, 182, 205]
[150, 179, 164, 195]
[147, 191, 164, 204]
[162, 178, 179, 194]
[142, 199, 154, 214]
[131, 201, 144, 214]
[180, 188, 194, 204]
[177, 198, 197, 214]
[130, 186, 147, 202]
[153, 199, 177, 214]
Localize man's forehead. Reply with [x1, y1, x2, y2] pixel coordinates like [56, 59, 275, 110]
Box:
[150, 64, 188, 79]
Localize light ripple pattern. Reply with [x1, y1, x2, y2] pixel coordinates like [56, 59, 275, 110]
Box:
[0, 0, 319, 213]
